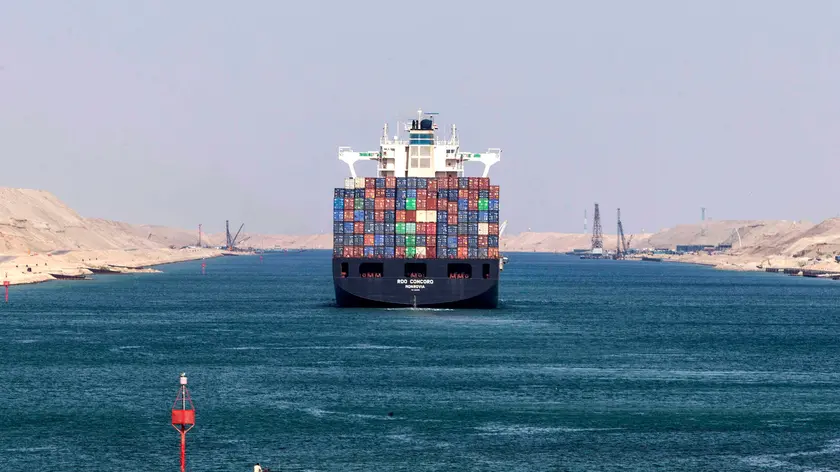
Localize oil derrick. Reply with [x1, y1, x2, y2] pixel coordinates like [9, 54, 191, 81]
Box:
[591, 203, 603, 255]
[615, 208, 630, 259]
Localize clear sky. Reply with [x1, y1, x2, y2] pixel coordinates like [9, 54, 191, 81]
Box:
[1, 1, 838, 235]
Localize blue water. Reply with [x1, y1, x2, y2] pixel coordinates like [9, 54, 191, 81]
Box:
[2, 252, 840, 471]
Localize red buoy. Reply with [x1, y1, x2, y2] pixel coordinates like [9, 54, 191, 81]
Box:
[171, 373, 195, 472]
[4, 280, 9, 303]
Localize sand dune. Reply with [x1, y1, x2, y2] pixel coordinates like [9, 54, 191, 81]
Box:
[3, 186, 840, 283]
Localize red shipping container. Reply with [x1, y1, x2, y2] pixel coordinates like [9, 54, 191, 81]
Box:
[417, 189, 427, 199]
[469, 177, 478, 189]
[458, 189, 469, 199]
[375, 188, 385, 198]
[364, 188, 375, 199]
[438, 200, 447, 211]
[489, 223, 499, 235]
[415, 223, 425, 235]
[427, 234, 437, 246]
[385, 198, 395, 208]
[396, 247, 406, 258]
[437, 177, 449, 189]
[396, 210, 406, 222]
[468, 190, 479, 200]
[354, 222, 364, 233]
[489, 248, 499, 258]
[344, 197, 354, 208]
[490, 185, 500, 199]
[458, 235, 468, 246]
[375, 211, 385, 222]
[427, 198, 437, 210]
[479, 178, 490, 190]
[448, 214, 458, 225]
[448, 202, 458, 213]
[364, 234, 374, 246]
[374, 198, 384, 210]
[405, 210, 416, 223]
[426, 247, 436, 259]
[427, 180, 438, 192]
[426, 223, 436, 235]
[416, 199, 426, 210]
[385, 176, 396, 188]
[343, 210, 354, 221]
[449, 177, 459, 189]
[478, 235, 488, 247]
[468, 199, 478, 211]
[457, 247, 468, 259]
[365, 178, 375, 189]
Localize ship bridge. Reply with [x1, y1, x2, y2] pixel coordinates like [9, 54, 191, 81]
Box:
[338, 109, 501, 179]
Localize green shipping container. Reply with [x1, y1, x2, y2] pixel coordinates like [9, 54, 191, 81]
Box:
[354, 199, 364, 210]
[406, 222, 416, 234]
[396, 222, 406, 234]
[406, 247, 416, 258]
[406, 198, 416, 210]
[406, 235, 416, 247]
[478, 199, 489, 211]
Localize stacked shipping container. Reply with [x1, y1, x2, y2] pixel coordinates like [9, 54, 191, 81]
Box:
[333, 177, 501, 259]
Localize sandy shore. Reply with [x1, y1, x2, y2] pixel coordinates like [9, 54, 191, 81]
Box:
[626, 252, 840, 275]
[0, 247, 224, 286]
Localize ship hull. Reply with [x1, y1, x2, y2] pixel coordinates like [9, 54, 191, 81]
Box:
[333, 258, 500, 308]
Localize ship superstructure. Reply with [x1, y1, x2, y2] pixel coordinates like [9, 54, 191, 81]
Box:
[338, 109, 501, 180]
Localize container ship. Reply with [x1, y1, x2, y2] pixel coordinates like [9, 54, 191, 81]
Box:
[332, 109, 504, 308]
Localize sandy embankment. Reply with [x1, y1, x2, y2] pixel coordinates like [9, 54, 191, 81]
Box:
[0, 248, 224, 285]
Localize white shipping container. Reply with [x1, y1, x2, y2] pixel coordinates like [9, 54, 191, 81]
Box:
[344, 177, 355, 189]
[354, 177, 365, 188]
[415, 247, 427, 259]
[417, 210, 427, 223]
[479, 223, 489, 235]
[427, 210, 437, 222]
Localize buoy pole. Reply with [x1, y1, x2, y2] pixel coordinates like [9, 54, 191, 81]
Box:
[4, 280, 9, 303]
[171, 373, 195, 472]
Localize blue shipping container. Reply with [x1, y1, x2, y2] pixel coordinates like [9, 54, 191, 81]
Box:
[343, 222, 354, 233]
[488, 235, 499, 247]
[334, 188, 344, 198]
[447, 236, 459, 248]
[364, 247, 375, 257]
[334, 198, 344, 210]
[458, 199, 468, 211]
[374, 235, 385, 246]
[478, 211, 488, 222]
[407, 188, 417, 198]
[489, 199, 500, 211]
[333, 222, 343, 234]
[333, 210, 343, 221]
[354, 210, 365, 222]
[385, 247, 395, 258]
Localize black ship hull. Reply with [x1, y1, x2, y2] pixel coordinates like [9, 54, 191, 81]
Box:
[333, 257, 500, 308]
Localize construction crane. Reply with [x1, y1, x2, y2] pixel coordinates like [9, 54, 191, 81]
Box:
[225, 220, 246, 251]
[615, 208, 630, 259]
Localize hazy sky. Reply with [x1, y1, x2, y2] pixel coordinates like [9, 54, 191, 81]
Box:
[1, 1, 838, 235]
